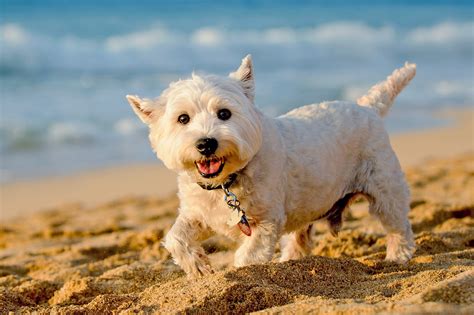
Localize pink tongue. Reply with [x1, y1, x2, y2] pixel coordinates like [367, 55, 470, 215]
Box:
[198, 160, 221, 174]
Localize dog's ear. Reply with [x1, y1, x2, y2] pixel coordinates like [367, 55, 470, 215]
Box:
[229, 54, 255, 102]
[126, 95, 156, 124]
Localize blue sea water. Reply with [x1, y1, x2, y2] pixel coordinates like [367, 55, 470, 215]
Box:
[0, 0, 473, 182]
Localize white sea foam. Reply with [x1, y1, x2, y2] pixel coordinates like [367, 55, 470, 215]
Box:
[191, 27, 224, 46]
[0, 23, 29, 46]
[262, 28, 297, 44]
[305, 22, 395, 45]
[0, 119, 145, 152]
[47, 122, 96, 144]
[180, 22, 396, 47]
[105, 27, 174, 52]
[407, 22, 474, 46]
[114, 118, 146, 135]
[1, 21, 472, 72]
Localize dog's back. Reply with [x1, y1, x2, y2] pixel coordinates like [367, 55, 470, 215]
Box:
[274, 63, 416, 231]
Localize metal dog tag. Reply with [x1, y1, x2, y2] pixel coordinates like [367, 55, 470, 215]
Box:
[238, 214, 252, 236]
[226, 210, 242, 227]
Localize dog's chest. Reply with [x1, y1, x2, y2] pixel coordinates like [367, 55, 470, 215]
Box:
[191, 189, 247, 237]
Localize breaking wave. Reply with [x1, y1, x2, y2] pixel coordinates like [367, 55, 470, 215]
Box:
[1, 21, 472, 73]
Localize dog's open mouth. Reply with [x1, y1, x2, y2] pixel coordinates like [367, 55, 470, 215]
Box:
[195, 157, 225, 178]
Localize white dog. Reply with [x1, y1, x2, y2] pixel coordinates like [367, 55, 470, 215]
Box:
[126, 55, 416, 277]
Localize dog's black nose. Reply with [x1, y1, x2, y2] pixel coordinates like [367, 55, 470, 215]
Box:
[195, 138, 218, 156]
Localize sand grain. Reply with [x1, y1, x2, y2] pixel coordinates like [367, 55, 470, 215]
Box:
[1, 154, 473, 314]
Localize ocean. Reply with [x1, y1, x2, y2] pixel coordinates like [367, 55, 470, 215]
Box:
[0, 0, 473, 182]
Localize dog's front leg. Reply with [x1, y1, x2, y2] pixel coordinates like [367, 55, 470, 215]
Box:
[234, 219, 282, 267]
[163, 214, 213, 277]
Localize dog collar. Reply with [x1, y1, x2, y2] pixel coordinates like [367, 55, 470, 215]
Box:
[197, 173, 237, 190]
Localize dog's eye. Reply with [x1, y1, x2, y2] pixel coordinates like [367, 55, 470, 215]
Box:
[177, 114, 190, 125]
[217, 109, 232, 121]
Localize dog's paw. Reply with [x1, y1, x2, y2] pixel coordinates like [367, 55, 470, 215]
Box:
[385, 247, 415, 264]
[187, 262, 214, 279]
[385, 233, 416, 264]
[279, 247, 306, 262]
[184, 248, 214, 278]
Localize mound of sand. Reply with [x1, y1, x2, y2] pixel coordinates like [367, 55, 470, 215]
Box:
[1, 154, 473, 314]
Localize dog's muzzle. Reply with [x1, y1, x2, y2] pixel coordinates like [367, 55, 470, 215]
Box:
[195, 137, 218, 156]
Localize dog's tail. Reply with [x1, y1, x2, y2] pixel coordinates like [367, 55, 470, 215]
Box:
[357, 62, 416, 117]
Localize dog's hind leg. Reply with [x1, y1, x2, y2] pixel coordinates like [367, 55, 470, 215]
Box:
[279, 224, 314, 262]
[279, 192, 358, 262]
[364, 154, 415, 263]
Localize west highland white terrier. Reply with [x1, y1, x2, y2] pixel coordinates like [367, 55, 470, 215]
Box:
[126, 55, 416, 277]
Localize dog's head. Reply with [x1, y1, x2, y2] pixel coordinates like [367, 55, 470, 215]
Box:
[126, 55, 263, 185]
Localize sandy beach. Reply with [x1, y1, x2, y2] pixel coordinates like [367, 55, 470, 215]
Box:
[1, 110, 473, 314]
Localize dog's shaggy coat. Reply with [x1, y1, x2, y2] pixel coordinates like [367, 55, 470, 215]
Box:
[127, 55, 416, 277]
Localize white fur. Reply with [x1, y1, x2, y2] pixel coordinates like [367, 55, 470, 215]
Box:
[357, 62, 416, 117]
[127, 55, 416, 277]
